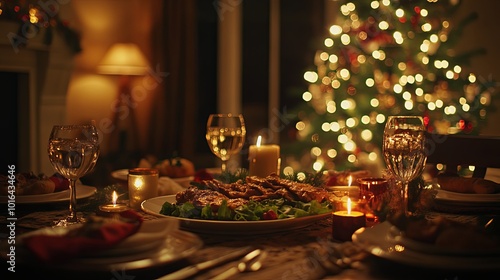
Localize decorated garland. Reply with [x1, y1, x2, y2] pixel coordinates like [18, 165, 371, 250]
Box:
[0, 0, 81, 53]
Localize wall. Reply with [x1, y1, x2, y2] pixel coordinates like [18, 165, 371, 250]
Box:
[0, 5, 75, 175]
[453, 0, 500, 136]
[67, 0, 155, 157]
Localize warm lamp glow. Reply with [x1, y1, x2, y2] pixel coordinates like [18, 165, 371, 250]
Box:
[98, 43, 149, 75]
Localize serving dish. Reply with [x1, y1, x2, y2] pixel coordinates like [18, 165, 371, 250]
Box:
[142, 195, 331, 235]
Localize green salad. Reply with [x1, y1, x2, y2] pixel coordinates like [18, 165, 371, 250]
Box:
[160, 198, 332, 221]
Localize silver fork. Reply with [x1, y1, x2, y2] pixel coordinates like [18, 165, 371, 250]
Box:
[210, 248, 267, 280]
[309, 241, 367, 275]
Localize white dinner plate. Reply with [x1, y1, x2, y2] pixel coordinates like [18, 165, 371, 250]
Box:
[141, 195, 331, 235]
[6, 219, 202, 272]
[435, 189, 500, 204]
[0, 185, 96, 204]
[386, 223, 500, 256]
[111, 169, 194, 188]
[352, 221, 500, 270]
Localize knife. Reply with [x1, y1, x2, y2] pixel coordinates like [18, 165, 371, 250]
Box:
[156, 246, 254, 280]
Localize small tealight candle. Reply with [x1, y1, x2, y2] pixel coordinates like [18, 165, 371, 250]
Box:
[248, 135, 281, 177]
[99, 190, 128, 216]
[326, 175, 360, 210]
[332, 197, 366, 242]
[128, 168, 159, 210]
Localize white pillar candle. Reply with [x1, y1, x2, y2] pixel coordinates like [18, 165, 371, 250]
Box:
[249, 136, 280, 178]
[128, 168, 159, 210]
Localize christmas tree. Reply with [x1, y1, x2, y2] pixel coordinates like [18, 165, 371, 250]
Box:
[282, 0, 497, 176]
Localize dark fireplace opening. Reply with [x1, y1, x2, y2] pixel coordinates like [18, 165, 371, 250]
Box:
[1, 71, 30, 175]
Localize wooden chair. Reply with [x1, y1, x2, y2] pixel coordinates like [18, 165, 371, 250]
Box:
[425, 132, 500, 178]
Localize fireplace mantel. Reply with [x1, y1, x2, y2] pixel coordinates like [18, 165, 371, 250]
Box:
[0, 21, 74, 175]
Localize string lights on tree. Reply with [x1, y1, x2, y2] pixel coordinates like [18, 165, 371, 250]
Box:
[283, 0, 497, 175]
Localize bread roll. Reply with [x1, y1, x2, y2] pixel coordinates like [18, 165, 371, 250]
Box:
[19, 179, 55, 195]
[0, 172, 56, 196]
[437, 176, 500, 194]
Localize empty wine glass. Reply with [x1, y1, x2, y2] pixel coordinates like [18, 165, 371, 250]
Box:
[205, 114, 246, 172]
[47, 122, 100, 226]
[382, 116, 427, 217]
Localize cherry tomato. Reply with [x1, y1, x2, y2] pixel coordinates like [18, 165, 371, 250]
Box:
[262, 210, 278, 220]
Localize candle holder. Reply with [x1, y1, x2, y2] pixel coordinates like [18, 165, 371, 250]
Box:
[98, 190, 129, 217]
[128, 168, 159, 210]
[99, 203, 129, 213]
[357, 177, 389, 224]
[332, 198, 366, 242]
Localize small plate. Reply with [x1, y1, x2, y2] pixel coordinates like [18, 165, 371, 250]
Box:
[386, 224, 500, 256]
[141, 195, 331, 235]
[0, 185, 96, 204]
[352, 221, 500, 270]
[435, 190, 500, 204]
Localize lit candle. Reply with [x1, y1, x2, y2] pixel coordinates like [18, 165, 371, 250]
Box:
[99, 190, 128, 215]
[248, 135, 280, 178]
[128, 168, 159, 210]
[332, 197, 366, 241]
[326, 175, 360, 210]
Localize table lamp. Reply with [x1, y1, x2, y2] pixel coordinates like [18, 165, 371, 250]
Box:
[98, 43, 150, 153]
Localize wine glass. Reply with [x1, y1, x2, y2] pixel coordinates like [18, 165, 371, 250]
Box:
[205, 114, 246, 172]
[382, 116, 427, 217]
[47, 122, 100, 226]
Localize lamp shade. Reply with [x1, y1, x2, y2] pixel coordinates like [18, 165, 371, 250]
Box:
[98, 43, 149, 75]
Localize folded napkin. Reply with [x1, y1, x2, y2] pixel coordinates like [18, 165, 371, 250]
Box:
[158, 177, 185, 195]
[96, 218, 179, 257]
[22, 210, 143, 263]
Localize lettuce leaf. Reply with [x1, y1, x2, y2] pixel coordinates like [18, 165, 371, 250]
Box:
[160, 198, 332, 221]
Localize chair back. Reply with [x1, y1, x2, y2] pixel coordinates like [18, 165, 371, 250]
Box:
[425, 132, 500, 178]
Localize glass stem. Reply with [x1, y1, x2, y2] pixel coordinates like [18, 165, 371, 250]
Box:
[67, 179, 78, 222]
[221, 160, 227, 173]
[402, 181, 414, 217]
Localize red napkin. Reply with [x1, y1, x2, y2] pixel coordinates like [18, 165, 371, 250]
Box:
[22, 210, 143, 263]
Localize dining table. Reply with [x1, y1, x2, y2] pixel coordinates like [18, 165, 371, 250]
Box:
[1, 176, 499, 280]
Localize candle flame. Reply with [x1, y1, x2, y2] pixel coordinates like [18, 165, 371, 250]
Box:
[347, 197, 352, 215]
[112, 191, 118, 205]
[134, 178, 144, 189]
[348, 175, 352, 187]
[256, 135, 262, 147]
